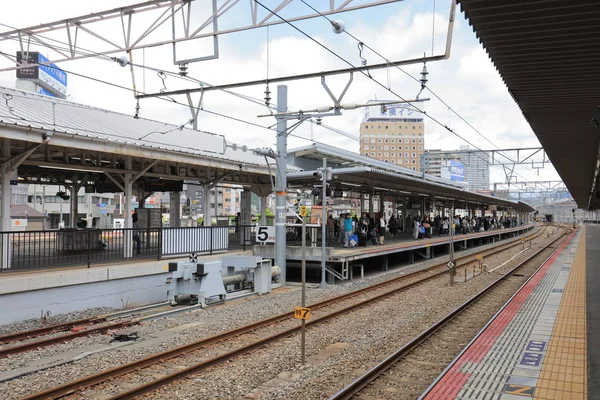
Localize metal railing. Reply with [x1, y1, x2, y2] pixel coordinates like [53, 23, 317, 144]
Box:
[0, 225, 258, 271]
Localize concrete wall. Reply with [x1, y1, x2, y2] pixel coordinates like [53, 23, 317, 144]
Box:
[0, 273, 168, 325]
[0, 250, 253, 324]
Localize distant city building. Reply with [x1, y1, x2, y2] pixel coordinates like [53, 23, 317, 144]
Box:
[359, 100, 425, 171]
[423, 145, 490, 191]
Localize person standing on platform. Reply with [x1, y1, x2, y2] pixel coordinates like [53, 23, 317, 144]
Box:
[343, 213, 353, 248]
[413, 216, 420, 240]
[132, 210, 141, 255]
[339, 213, 346, 245]
[378, 213, 387, 245]
[388, 214, 398, 238]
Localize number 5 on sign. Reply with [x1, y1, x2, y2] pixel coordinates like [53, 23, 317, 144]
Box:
[294, 307, 311, 320]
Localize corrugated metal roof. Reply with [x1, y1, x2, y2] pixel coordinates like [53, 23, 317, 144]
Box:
[288, 142, 469, 190]
[457, 0, 600, 209]
[10, 205, 45, 219]
[288, 165, 532, 211]
[0, 86, 268, 168]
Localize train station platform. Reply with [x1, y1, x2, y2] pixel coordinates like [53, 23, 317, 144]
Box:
[422, 226, 593, 399]
[255, 224, 535, 263]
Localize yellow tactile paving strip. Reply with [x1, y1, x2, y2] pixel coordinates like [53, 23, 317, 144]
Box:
[534, 227, 587, 400]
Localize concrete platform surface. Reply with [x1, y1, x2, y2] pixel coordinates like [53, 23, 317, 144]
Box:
[423, 227, 587, 399]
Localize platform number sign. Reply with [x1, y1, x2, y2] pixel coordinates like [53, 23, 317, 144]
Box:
[294, 307, 311, 320]
[299, 205, 307, 217]
[256, 226, 276, 243]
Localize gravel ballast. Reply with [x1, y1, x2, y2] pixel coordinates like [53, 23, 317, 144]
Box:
[0, 227, 556, 399]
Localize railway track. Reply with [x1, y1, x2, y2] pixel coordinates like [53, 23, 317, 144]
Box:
[2, 227, 543, 361]
[328, 227, 570, 400]
[20, 226, 550, 399]
[0, 302, 202, 359]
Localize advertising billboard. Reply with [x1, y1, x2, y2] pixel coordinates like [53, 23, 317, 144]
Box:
[16, 51, 67, 99]
[448, 160, 465, 182]
[364, 100, 424, 121]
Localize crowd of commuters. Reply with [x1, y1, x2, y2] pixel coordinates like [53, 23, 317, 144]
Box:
[323, 212, 521, 247]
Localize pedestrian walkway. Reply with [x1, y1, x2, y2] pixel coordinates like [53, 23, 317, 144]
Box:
[422, 227, 587, 399]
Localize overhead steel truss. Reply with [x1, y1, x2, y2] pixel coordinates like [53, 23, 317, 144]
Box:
[493, 180, 567, 193]
[424, 147, 548, 167]
[423, 147, 550, 183]
[492, 180, 571, 206]
[0, 0, 404, 72]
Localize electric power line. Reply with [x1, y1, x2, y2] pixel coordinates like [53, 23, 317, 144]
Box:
[297, 0, 542, 181]
[254, 0, 498, 172]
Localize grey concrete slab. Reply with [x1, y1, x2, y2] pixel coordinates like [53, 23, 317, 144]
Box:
[587, 225, 600, 395]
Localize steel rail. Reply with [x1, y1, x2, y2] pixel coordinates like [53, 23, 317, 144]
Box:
[21, 226, 544, 399]
[0, 303, 197, 358]
[107, 227, 552, 400]
[0, 316, 107, 344]
[0, 320, 136, 359]
[328, 228, 569, 400]
[0, 302, 171, 345]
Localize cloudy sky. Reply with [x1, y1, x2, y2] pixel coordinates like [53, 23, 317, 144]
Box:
[0, 0, 560, 186]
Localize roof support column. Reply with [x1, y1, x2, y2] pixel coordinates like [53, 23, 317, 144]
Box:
[123, 156, 133, 258]
[1, 138, 11, 268]
[240, 189, 252, 246]
[203, 184, 211, 227]
[402, 198, 407, 232]
[260, 196, 267, 225]
[275, 85, 288, 285]
[69, 176, 82, 228]
[169, 192, 181, 228]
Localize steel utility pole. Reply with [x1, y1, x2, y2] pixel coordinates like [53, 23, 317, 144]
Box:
[449, 201, 456, 286]
[275, 85, 288, 284]
[321, 158, 328, 288]
[301, 215, 307, 364]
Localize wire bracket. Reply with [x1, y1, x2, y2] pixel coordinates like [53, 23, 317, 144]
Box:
[321, 72, 353, 115]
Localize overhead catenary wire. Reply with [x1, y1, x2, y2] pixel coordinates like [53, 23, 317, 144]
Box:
[255, 0, 496, 171]
[0, 52, 361, 159]
[0, 50, 276, 132]
[0, 20, 383, 147]
[0, 21, 276, 113]
[296, 0, 540, 180]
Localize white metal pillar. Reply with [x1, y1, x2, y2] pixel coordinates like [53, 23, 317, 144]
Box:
[260, 195, 267, 225]
[203, 183, 211, 227]
[401, 198, 407, 232]
[239, 189, 252, 245]
[169, 192, 181, 228]
[274, 85, 288, 284]
[0, 139, 11, 268]
[123, 156, 133, 258]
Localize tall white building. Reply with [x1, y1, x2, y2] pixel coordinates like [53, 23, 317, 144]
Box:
[423, 145, 490, 192]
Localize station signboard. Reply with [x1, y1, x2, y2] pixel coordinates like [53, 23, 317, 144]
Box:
[16, 51, 67, 99]
[448, 160, 465, 182]
[363, 100, 424, 121]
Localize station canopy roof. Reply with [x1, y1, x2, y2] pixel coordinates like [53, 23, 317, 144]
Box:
[457, 0, 600, 209]
[288, 143, 535, 212]
[0, 86, 272, 188]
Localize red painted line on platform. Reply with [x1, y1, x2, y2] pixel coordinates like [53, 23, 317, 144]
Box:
[424, 229, 576, 399]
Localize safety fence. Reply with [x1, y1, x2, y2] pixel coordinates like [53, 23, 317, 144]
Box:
[0, 225, 259, 271]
